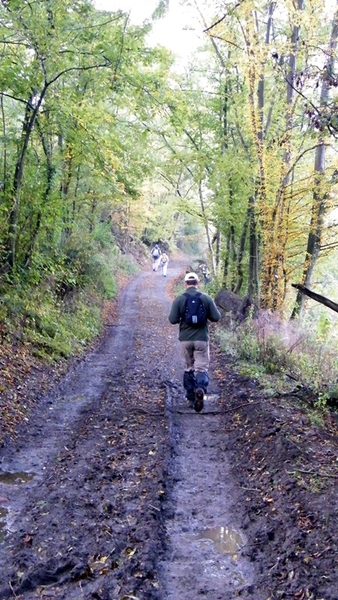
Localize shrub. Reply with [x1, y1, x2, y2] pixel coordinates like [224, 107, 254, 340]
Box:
[216, 309, 338, 402]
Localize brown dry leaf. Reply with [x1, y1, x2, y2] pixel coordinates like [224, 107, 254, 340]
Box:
[23, 534, 33, 546]
[297, 516, 313, 530]
[294, 590, 306, 600]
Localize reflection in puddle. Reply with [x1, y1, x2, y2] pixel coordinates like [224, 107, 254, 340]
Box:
[197, 525, 244, 555]
[0, 471, 35, 485]
[0, 471, 35, 544]
[0, 507, 8, 542]
[205, 394, 218, 403]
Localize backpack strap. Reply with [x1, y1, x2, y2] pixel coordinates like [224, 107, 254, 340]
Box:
[183, 291, 201, 299]
[184, 291, 201, 298]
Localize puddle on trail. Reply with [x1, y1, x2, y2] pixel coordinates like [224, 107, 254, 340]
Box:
[0, 471, 35, 543]
[205, 394, 219, 403]
[196, 525, 244, 555]
[0, 471, 35, 485]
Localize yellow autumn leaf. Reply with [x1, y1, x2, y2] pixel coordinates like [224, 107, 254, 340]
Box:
[99, 555, 108, 563]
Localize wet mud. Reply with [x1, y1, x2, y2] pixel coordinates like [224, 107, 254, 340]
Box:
[0, 260, 338, 599]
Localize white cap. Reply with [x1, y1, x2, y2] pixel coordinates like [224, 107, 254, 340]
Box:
[184, 272, 199, 283]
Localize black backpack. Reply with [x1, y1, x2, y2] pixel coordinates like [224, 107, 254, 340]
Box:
[182, 292, 207, 326]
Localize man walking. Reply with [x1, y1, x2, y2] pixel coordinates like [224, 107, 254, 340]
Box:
[168, 272, 221, 412]
[151, 244, 161, 272]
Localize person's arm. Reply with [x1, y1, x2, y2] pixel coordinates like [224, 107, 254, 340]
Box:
[168, 297, 182, 324]
[206, 297, 221, 322]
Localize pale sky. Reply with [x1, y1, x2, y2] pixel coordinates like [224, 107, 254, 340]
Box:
[93, 0, 202, 58]
[94, 0, 161, 24]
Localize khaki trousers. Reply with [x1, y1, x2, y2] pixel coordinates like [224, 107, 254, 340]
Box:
[180, 340, 209, 373]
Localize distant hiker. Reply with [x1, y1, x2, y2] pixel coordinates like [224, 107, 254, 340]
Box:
[160, 252, 169, 277]
[151, 244, 161, 272]
[200, 263, 211, 283]
[168, 272, 221, 412]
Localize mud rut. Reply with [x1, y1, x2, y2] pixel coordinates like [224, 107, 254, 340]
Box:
[0, 260, 254, 599]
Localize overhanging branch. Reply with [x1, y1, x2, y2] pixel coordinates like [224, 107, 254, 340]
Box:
[292, 283, 338, 313]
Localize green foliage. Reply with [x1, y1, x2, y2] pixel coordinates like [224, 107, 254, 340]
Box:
[0, 245, 140, 362]
[176, 216, 206, 256]
[113, 252, 139, 277]
[0, 0, 173, 285]
[85, 253, 117, 299]
[27, 297, 102, 362]
[217, 325, 260, 362]
[0, 218, 141, 361]
[314, 393, 330, 411]
[0, 276, 101, 360]
[306, 410, 326, 429]
[152, 0, 170, 20]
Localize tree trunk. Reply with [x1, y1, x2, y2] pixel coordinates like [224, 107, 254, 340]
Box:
[248, 194, 259, 302]
[266, 0, 304, 310]
[24, 121, 55, 268]
[233, 201, 250, 295]
[291, 3, 338, 319]
[5, 88, 47, 270]
[198, 182, 216, 273]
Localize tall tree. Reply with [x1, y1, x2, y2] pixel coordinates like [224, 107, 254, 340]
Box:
[291, 1, 338, 318]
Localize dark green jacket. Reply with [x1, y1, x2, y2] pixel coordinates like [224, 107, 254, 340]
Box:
[168, 286, 221, 341]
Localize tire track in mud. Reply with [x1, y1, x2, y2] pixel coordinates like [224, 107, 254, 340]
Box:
[0, 259, 255, 599]
[162, 362, 254, 599]
[141, 262, 255, 598]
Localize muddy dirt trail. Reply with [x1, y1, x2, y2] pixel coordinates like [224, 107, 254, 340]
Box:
[1, 259, 338, 600]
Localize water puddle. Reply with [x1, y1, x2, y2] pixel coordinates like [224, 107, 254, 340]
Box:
[0, 471, 36, 544]
[197, 525, 244, 555]
[205, 394, 219, 403]
[0, 471, 35, 485]
[64, 394, 88, 402]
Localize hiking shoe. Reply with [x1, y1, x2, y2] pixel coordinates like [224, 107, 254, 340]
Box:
[194, 388, 204, 413]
